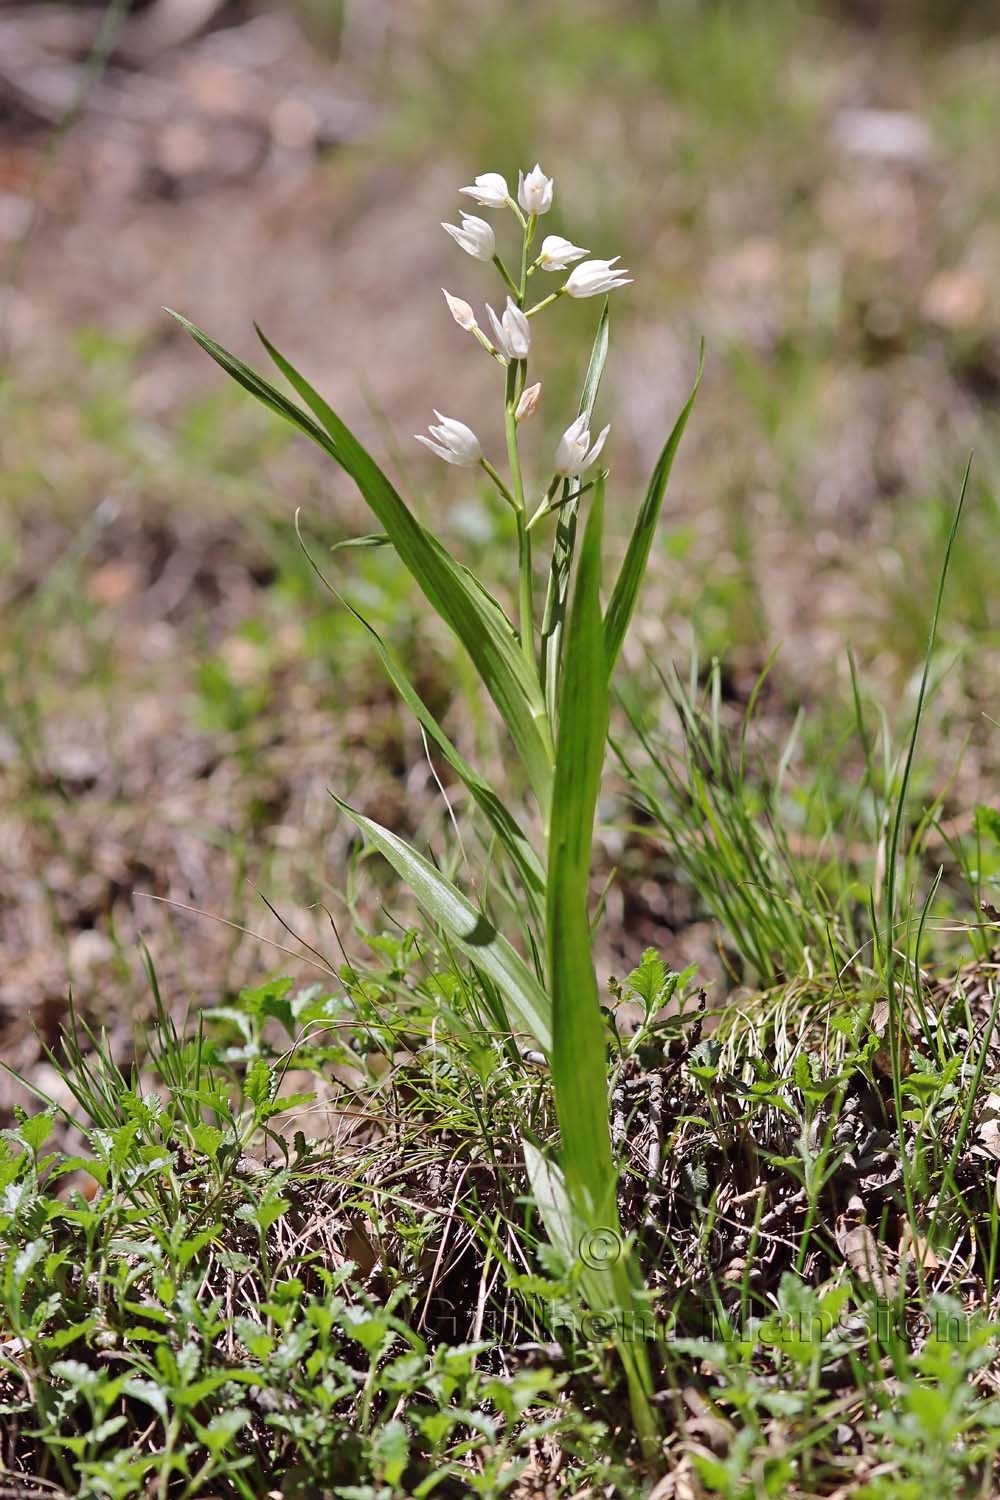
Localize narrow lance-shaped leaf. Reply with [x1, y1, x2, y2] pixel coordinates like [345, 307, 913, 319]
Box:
[164, 310, 336, 455]
[531, 502, 663, 1427]
[540, 300, 609, 725]
[522, 1142, 657, 1446]
[546, 477, 615, 1225]
[256, 326, 555, 816]
[167, 311, 554, 818]
[604, 342, 704, 679]
[331, 797, 551, 1054]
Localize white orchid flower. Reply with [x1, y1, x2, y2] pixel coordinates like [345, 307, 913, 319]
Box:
[441, 213, 496, 262]
[564, 257, 633, 298]
[515, 381, 542, 423]
[459, 172, 509, 207]
[554, 414, 610, 477]
[517, 163, 554, 215]
[415, 411, 482, 467]
[537, 235, 589, 271]
[486, 297, 532, 361]
[442, 288, 477, 331]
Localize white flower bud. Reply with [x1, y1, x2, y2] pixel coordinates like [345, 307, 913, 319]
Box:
[517, 163, 554, 216]
[554, 414, 610, 477]
[515, 382, 542, 423]
[537, 235, 589, 271]
[415, 411, 482, 467]
[459, 172, 509, 208]
[485, 297, 532, 362]
[441, 213, 496, 262]
[564, 257, 633, 298]
[442, 288, 477, 331]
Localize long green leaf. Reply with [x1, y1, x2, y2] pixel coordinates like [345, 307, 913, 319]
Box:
[540, 301, 610, 724]
[167, 310, 554, 817]
[533, 487, 661, 1434]
[522, 1141, 657, 1446]
[295, 519, 545, 920]
[603, 342, 704, 678]
[164, 310, 336, 455]
[546, 478, 615, 1224]
[331, 797, 551, 1053]
[256, 326, 555, 816]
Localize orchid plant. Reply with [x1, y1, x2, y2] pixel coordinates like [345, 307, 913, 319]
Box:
[169, 161, 700, 1452]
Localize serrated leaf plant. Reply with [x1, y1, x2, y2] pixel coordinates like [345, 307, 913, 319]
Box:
[170, 159, 701, 1450]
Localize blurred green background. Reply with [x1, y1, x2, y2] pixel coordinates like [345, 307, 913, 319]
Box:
[3, 0, 1000, 1103]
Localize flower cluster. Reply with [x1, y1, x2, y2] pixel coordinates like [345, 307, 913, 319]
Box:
[420, 163, 631, 515]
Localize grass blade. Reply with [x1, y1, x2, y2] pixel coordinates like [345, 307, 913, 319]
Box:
[603, 343, 704, 678]
[880, 460, 971, 1273]
[331, 796, 551, 1053]
[882, 459, 972, 980]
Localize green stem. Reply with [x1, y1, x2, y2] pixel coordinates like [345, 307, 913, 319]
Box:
[473, 325, 507, 364]
[526, 289, 563, 318]
[505, 194, 527, 229]
[516, 509, 534, 672]
[159, 1413, 182, 1500]
[492, 254, 521, 300]
[526, 475, 562, 531]
[519, 215, 536, 301]
[505, 361, 535, 675]
[480, 456, 517, 509]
